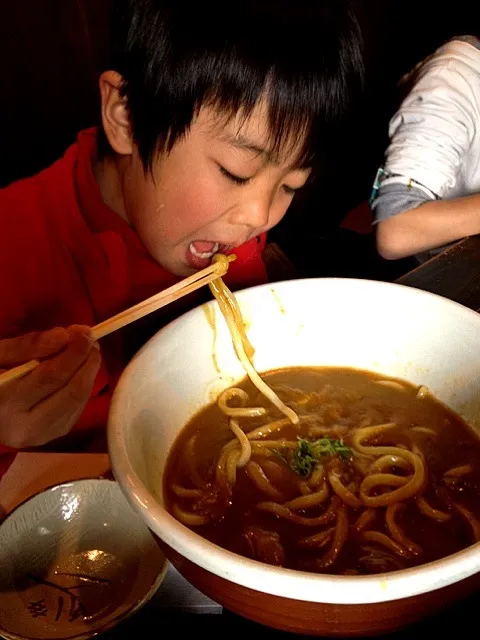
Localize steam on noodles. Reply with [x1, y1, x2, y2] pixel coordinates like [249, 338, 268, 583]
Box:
[164, 256, 480, 575]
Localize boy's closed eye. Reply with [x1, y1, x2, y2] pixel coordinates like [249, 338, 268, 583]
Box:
[219, 165, 251, 185]
[218, 165, 302, 195]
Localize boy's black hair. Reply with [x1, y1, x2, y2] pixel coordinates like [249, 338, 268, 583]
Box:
[98, 0, 364, 173]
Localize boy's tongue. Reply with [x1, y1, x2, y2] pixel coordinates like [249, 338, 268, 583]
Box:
[186, 240, 221, 270]
[191, 241, 217, 254]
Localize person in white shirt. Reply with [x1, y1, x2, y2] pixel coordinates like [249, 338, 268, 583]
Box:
[371, 36, 480, 262]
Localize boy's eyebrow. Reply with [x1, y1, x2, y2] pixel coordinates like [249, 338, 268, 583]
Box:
[220, 132, 310, 172]
[221, 133, 277, 164]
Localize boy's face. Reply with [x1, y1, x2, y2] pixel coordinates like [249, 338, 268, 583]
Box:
[98, 79, 310, 276]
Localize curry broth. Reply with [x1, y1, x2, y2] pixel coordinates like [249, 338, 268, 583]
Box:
[164, 367, 480, 575]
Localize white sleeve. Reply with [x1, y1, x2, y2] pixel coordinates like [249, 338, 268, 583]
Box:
[383, 53, 478, 198]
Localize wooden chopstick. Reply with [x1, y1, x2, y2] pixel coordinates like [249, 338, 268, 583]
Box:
[0, 256, 235, 389]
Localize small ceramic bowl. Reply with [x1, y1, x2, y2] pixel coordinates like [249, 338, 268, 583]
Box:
[0, 478, 168, 640]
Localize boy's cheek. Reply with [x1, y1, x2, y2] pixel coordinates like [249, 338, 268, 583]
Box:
[153, 191, 226, 242]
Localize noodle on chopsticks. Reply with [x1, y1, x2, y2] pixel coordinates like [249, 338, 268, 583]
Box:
[209, 255, 299, 426]
[204, 254, 299, 474]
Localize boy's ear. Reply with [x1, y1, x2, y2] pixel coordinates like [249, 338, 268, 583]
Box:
[99, 71, 133, 156]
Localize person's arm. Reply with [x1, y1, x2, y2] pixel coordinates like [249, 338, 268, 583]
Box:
[372, 41, 480, 259]
[376, 193, 480, 260]
[0, 327, 101, 449]
[0, 179, 101, 450]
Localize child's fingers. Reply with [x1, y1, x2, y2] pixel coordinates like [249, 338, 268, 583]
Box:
[21, 349, 102, 447]
[0, 328, 71, 367]
[7, 328, 97, 411]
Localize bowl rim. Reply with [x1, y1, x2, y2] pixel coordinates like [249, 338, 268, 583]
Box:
[0, 476, 110, 525]
[0, 478, 168, 640]
[108, 277, 480, 606]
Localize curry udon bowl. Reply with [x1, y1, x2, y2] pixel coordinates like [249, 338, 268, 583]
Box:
[108, 278, 480, 636]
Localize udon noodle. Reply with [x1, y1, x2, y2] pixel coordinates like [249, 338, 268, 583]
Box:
[208, 255, 298, 425]
[164, 256, 480, 575]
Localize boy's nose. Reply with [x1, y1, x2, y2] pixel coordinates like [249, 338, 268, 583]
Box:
[229, 201, 270, 230]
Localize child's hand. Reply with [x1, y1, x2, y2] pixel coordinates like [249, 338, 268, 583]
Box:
[0, 326, 101, 448]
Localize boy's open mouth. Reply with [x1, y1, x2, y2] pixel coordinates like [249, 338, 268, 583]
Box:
[190, 241, 220, 259]
[186, 241, 231, 269]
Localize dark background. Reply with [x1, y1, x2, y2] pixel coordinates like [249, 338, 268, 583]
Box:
[0, 0, 474, 278]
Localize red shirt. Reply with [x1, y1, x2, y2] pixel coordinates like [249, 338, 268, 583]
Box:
[0, 129, 267, 466]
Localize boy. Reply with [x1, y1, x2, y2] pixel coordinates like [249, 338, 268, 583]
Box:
[0, 0, 363, 459]
[371, 36, 480, 262]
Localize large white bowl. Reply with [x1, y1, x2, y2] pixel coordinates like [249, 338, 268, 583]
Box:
[108, 278, 480, 635]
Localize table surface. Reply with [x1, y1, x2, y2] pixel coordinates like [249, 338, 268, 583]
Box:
[1, 234, 480, 638]
[395, 235, 480, 313]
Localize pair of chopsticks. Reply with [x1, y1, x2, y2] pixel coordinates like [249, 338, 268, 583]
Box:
[0, 255, 235, 389]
